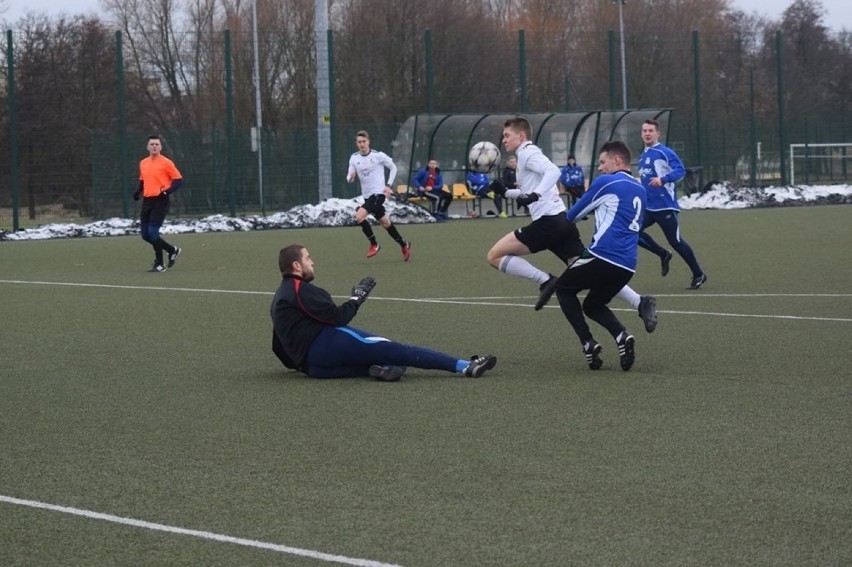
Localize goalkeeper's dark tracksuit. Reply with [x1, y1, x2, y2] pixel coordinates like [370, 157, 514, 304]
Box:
[270, 274, 469, 378]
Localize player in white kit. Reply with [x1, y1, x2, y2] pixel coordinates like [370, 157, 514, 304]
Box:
[347, 130, 411, 261]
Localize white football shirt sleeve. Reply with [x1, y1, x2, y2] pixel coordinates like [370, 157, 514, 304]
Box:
[524, 151, 561, 197]
[347, 155, 357, 182]
[380, 152, 397, 187]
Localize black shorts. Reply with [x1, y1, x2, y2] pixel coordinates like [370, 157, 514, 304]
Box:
[514, 213, 584, 264]
[556, 254, 633, 293]
[140, 194, 170, 226]
[359, 194, 387, 220]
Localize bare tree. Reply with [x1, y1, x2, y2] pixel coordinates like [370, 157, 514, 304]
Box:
[103, 0, 199, 130]
[775, 0, 837, 124]
[6, 15, 120, 216]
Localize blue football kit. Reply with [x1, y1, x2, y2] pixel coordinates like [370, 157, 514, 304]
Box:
[566, 171, 645, 272]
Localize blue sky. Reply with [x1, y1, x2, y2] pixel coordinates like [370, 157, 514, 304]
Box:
[731, 0, 851, 29]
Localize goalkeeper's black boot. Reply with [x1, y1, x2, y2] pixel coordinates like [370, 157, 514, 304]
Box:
[464, 355, 497, 378]
[583, 339, 603, 370]
[369, 365, 405, 382]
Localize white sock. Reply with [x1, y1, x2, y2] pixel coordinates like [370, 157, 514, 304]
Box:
[499, 256, 550, 285]
[615, 286, 641, 309]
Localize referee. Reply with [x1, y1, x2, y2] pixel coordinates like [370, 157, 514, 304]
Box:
[133, 135, 183, 272]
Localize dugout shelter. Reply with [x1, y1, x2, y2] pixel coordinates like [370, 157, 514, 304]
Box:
[392, 110, 674, 189]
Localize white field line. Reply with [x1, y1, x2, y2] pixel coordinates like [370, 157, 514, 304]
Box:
[1, 279, 851, 323]
[0, 279, 272, 296]
[0, 495, 401, 567]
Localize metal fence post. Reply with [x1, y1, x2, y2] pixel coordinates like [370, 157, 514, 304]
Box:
[224, 30, 236, 217]
[7, 30, 19, 231]
[425, 29, 433, 115]
[518, 29, 527, 113]
[116, 31, 129, 219]
[328, 29, 337, 198]
[692, 30, 703, 187]
[776, 31, 788, 185]
[608, 30, 616, 111]
[749, 68, 757, 186]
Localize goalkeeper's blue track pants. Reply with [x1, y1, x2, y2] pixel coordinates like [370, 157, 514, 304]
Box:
[305, 326, 465, 378]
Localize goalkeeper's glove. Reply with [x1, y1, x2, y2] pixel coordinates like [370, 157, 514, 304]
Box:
[350, 276, 377, 305]
[132, 190, 141, 201]
[487, 180, 507, 197]
[515, 192, 540, 207]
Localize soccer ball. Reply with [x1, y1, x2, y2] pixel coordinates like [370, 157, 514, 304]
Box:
[468, 141, 501, 173]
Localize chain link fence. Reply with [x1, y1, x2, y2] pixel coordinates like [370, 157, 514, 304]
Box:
[1, 24, 849, 229]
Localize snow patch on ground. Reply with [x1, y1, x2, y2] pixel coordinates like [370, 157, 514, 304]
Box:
[2, 185, 850, 241]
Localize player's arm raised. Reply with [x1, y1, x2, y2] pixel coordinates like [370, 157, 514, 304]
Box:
[295, 283, 359, 326]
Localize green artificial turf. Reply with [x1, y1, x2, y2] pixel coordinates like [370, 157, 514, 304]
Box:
[1, 206, 850, 566]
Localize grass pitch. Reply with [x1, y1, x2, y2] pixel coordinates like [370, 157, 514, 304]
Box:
[1, 206, 850, 566]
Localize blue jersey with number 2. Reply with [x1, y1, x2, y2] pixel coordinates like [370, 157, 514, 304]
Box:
[565, 171, 645, 272]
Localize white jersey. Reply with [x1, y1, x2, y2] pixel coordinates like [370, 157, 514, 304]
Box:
[347, 149, 397, 198]
[515, 141, 566, 220]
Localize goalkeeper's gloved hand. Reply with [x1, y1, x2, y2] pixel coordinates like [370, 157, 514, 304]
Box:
[350, 276, 377, 305]
[487, 180, 506, 197]
[132, 190, 141, 201]
[515, 192, 540, 207]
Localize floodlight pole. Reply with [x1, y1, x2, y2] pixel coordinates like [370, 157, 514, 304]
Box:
[252, 0, 265, 214]
[615, 0, 628, 110]
[316, 0, 333, 201]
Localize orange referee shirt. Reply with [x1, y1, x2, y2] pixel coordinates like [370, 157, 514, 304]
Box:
[139, 155, 182, 198]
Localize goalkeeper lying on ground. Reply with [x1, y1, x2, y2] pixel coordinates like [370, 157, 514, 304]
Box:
[270, 244, 497, 381]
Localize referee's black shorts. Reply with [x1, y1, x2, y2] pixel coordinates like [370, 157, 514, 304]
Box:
[514, 213, 584, 264]
[141, 193, 170, 226]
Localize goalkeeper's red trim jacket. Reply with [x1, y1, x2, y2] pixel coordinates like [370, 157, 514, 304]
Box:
[270, 274, 360, 371]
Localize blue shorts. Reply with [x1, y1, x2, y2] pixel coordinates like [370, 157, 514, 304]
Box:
[305, 326, 462, 378]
